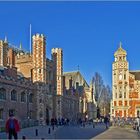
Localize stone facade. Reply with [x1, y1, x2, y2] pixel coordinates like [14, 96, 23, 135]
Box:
[0, 66, 36, 126]
[63, 71, 97, 120]
[111, 43, 140, 118]
[15, 53, 33, 79]
[0, 33, 96, 128]
[51, 48, 63, 118]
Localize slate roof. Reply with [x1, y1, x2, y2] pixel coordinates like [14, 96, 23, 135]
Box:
[129, 71, 140, 80]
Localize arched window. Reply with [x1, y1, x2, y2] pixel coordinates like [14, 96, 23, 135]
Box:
[11, 90, 17, 101]
[29, 93, 33, 103]
[0, 88, 6, 100]
[21, 92, 26, 102]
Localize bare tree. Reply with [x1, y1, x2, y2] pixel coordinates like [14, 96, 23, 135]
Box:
[93, 72, 111, 117]
[93, 72, 104, 102]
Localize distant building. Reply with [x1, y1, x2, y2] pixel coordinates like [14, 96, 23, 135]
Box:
[111, 43, 140, 118]
[63, 71, 97, 120]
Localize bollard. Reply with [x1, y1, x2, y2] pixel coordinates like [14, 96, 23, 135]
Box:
[83, 123, 85, 127]
[22, 136, 26, 140]
[48, 127, 51, 134]
[35, 129, 38, 136]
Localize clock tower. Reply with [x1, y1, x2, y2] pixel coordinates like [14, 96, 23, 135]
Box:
[112, 42, 129, 117]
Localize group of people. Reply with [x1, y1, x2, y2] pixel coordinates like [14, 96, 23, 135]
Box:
[77, 115, 110, 129]
[50, 117, 70, 126]
[110, 115, 140, 131]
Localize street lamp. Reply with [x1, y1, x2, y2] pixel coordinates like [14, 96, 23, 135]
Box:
[26, 90, 31, 127]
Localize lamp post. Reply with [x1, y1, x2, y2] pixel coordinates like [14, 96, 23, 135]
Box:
[26, 90, 31, 127]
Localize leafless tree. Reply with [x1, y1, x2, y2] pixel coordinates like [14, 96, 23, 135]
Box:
[93, 72, 111, 116]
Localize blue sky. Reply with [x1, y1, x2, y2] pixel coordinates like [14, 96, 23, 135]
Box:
[0, 1, 140, 87]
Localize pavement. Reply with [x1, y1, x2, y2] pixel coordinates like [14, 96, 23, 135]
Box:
[1, 123, 139, 140]
[0, 125, 60, 139]
[55, 123, 107, 139]
[93, 126, 140, 140]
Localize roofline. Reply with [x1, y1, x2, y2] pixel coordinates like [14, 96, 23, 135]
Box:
[129, 70, 140, 73]
[63, 70, 89, 87]
[63, 70, 79, 74]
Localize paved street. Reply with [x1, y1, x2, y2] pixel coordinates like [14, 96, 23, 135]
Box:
[93, 126, 140, 140]
[55, 123, 106, 139]
[1, 124, 139, 139]
[0, 123, 106, 139]
[0, 125, 60, 139]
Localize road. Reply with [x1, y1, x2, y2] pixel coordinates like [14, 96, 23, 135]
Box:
[55, 123, 106, 139]
[1, 123, 138, 139]
[0, 123, 106, 139]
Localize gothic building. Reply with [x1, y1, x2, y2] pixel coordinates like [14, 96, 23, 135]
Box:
[111, 43, 140, 118]
[0, 33, 96, 129]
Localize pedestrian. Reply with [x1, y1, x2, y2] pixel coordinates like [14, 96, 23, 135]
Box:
[54, 118, 58, 127]
[136, 116, 140, 131]
[104, 115, 109, 129]
[67, 118, 69, 125]
[92, 119, 95, 128]
[46, 118, 49, 125]
[22, 136, 26, 140]
[5, 113, 20, 140]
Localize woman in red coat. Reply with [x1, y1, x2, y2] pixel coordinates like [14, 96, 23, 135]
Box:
[5, 114, 20, 140]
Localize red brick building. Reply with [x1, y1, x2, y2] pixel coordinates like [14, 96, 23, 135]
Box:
[111, 43, 140, 118]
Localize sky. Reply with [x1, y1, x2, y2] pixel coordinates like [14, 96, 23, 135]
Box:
[0, 1, 140, 87]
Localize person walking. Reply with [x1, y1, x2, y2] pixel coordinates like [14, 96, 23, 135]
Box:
[5, 113, 20, 140]
[136, 116, 140, 131]
[104, 115, 109, 129]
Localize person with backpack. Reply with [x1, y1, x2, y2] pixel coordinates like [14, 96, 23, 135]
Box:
[5, 113, 20, 139]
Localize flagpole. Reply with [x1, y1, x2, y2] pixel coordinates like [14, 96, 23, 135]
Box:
[30, 24, 32, 55]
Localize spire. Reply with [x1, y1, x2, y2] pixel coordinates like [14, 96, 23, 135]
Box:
[19, 43, 22, 50]
[4, 36, 7, 43]
[119, 41, 122, 48]
[30, 24, 32, 54]
[114, 42, 127, 56]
